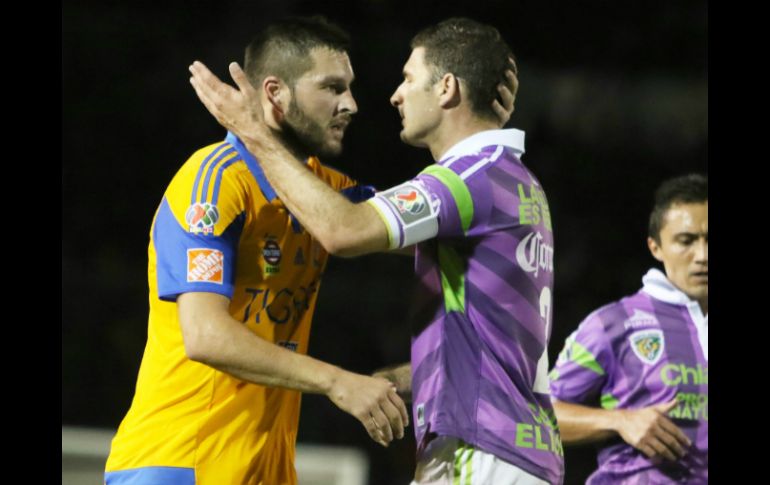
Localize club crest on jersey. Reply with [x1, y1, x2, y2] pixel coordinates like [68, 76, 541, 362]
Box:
[187, 248, 224, 284]
[629, 329, 665, 365]
[389, 187, 426, 215]
[185, 202, 219, 235]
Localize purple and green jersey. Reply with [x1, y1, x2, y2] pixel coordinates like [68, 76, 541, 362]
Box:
[369, 129, 564, 484]
[550, 268, 708, 484]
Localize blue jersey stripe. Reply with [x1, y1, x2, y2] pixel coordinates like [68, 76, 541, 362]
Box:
[105, 466, 195, 484]
[199, 147, 237, 203]
[191, 142, 227, 205]
[211, 156, 242, 206]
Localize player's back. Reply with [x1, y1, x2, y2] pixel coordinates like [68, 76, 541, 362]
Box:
[410, 130, 563, 484]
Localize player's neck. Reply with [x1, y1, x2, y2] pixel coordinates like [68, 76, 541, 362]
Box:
[699, 299, 707, 315]
[428, 114, 500, 161]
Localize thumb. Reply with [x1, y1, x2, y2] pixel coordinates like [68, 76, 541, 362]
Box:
[656, 398, 679, 414]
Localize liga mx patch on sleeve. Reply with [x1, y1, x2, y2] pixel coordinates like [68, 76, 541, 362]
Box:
[187, 248, 224, 284]
[367, 180, 439, 248]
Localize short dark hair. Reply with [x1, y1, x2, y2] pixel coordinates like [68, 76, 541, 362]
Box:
[244, 16, 350, 88]
[411, 17, 514, 122]
[648, 173, 708, 242]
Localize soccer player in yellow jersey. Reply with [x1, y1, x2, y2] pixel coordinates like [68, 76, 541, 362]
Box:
[104, 17, 410, 485]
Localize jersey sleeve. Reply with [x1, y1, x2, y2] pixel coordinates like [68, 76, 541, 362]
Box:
[549, 311, 615, 405]
[152, 154, 248, 302]
[364, 155, 498, 248]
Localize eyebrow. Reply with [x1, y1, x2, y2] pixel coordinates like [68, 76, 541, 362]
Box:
[317, 75, 354, 85]
[673, 231, 707, 238]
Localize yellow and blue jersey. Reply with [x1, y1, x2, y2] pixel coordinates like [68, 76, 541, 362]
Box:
[105, 132, 373, 485]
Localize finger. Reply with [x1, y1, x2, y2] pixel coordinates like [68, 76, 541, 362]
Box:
[657, 416, 692, 448]
[380, 398, 405, 440]
[363, 415, 387, 447]
[647, 437, 677, 461]
[228, 61, 258, 96]
[371, 409, 393, 444]
[190, 61, 223, 90]
[491, 99, 508, 125]
[498, 81, 514, 111]
[389, 388, 409, 428]
[637, 443, 657, 459]
[508, 56, 518, 76]
[505, 69, 519, 97]
[656, 399, 680, 414]
[653, 425, 687, 459]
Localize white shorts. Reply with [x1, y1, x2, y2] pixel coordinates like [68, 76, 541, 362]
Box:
[410, 436, 551, 485]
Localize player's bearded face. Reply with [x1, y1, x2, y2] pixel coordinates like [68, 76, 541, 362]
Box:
[284, 96, 349, 158]
[281, 47, 357, 159]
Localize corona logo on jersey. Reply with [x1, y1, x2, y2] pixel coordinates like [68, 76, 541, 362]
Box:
[389, 188, 426, 215]
[515, 231, 554, 278]
[185, 202, 220, 235]
[629, 329, 665, 365]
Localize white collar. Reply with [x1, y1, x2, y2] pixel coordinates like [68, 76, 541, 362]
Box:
[641, 267, 708, 360]
[439, 128, 525, 162]
[641, 268, 707, 315]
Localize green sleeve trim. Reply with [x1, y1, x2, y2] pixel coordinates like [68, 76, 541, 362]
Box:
[600, 393, 619, 410]
[421, 164, 474, 234]
[569, 341, 606, 376]
[439, 244, 466, 313]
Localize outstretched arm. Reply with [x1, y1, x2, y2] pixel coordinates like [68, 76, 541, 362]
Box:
[188, 60, 518, 256]
[189, 61, 388, 257]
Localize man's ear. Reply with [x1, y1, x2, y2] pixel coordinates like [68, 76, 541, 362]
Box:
[647, 236, 664, 263]
[263, 76, 290, 123]
[437, 72, 461, 109]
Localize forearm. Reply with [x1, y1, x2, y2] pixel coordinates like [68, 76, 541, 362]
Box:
[242, 134, 387, 256]
[374, 363, 412, 402]
[552, 399, 620, 445]
[180, 295, 342, 394]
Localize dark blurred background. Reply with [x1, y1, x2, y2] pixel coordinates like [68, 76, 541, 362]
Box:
[62, 1, 707, 483]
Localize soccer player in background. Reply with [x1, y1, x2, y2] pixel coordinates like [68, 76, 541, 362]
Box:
[548, 174, 707, 483]
[190, 17, 564, 485]
[104, 17, 410, 485]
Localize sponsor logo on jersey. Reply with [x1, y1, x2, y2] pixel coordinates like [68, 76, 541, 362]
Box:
[624, 309, 660, 329]
[263, 240, 281, 266]
[187, 248, 224, 283]
[389, 187, 427, 215]
[516, 231, 554, 277]
[629, 329, 665, 365]
[185, 202, 219, 235]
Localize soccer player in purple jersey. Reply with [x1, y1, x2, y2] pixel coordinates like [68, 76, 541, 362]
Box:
[549, 174, 707, 484]
[189, 17, 564, 485]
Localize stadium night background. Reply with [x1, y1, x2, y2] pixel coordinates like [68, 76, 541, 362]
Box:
[63, 1, 706, 483]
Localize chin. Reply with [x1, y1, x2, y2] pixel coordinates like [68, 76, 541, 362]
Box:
[319, 142, 343, 158]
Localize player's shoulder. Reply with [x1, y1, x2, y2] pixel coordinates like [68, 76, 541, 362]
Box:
[169, 141, 250, 192]
[308, 156, 358, 190]
[580, 290, 654, 337]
